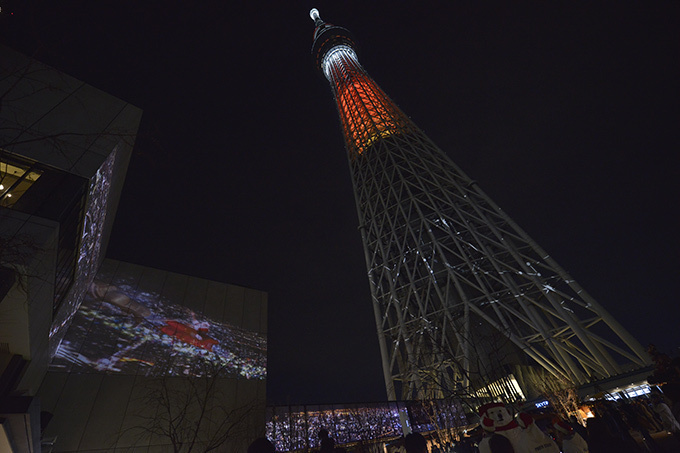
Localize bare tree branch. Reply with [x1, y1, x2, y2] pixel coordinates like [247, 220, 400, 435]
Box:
[127, 362, 260, 452]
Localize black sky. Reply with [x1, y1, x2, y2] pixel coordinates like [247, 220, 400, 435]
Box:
[2, 1, 678, 405]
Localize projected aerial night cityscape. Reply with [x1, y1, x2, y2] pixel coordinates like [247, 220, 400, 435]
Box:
[50, 274, 267, 379]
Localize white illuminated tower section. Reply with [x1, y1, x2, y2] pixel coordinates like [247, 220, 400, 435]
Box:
[310, 9, 650, 401]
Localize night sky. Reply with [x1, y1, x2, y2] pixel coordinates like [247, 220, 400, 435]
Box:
[2, 1, 678, 405]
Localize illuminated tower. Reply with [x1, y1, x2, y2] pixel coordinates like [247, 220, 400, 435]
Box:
[310, 9, 650, 401]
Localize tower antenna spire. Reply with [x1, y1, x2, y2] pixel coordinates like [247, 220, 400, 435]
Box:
[310, 8, 323, 26]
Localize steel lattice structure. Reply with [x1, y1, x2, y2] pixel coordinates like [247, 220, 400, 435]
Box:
[310, 9, 650, 401]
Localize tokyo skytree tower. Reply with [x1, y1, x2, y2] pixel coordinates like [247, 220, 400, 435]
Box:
[309, 9, 650, 401]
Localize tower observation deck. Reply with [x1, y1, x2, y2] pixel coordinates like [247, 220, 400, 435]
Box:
[310, 9, 650, 401]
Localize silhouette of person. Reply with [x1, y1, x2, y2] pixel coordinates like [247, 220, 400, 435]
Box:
[553, 419, 588, 453]
[319, 428, 335, 452]
[248, 437, 276, 453]
[404, 432, 428, 453]
[488, 433, 514, 453]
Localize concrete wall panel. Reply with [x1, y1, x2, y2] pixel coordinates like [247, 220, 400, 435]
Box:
[79, 374, 136, 450]
[183, 276, 208, 315]
[160, 272, 188, 309]
[135, 264, 168, 295]
[243, 288, 263, 332]
[223, 285, 245, 326]
[260, 294, 268, 335]
[36, 371, 68, 414]
[115, 375, 154, 449]
[44, 373, 103, 452]
[97, 259, 120, 282]
[204, 281, 227, 322]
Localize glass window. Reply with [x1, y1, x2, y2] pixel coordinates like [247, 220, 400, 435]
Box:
[0, 153, 43, 207]
[1, 150, 87, 316]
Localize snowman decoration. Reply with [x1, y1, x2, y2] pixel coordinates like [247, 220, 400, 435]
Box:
[477, 402, 524, 453]
[515, 411, 560, 453]
[477, 402, 559, 453]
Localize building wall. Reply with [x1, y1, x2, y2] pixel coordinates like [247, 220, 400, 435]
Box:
[0, 44, 140, 177]
[0, 42, 142, 386]
[0, 210, 58, 394]
[0, 44, 142, 451]
[0, 43, 140, 259]
[39, 259, 268, 452]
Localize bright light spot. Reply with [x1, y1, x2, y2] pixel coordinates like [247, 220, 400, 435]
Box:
[0, 184, 3, 190]
[310, 8, 320, 21]
[6, 193, 11, 198]
[322, 45, 358, 79]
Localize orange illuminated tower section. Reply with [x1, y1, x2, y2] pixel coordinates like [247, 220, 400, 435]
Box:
[310, 9, 650, 402]
[311, 11, 413, 156]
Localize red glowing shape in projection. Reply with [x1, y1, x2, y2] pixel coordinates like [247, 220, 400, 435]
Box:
[161, 320, 219, 351]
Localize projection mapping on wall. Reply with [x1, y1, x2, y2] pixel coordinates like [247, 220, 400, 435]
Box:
[50, 277, 266, 379]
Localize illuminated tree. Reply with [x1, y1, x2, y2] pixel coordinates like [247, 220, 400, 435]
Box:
[515, 365, 581, 421]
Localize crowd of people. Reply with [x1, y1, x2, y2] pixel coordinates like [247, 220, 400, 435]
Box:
[266, 400, 471, 451]
[266, 404, 410, 451]
[436, 392, 680, 453]
[260, 388, 680, 453]
[260, 345, 680, 452]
